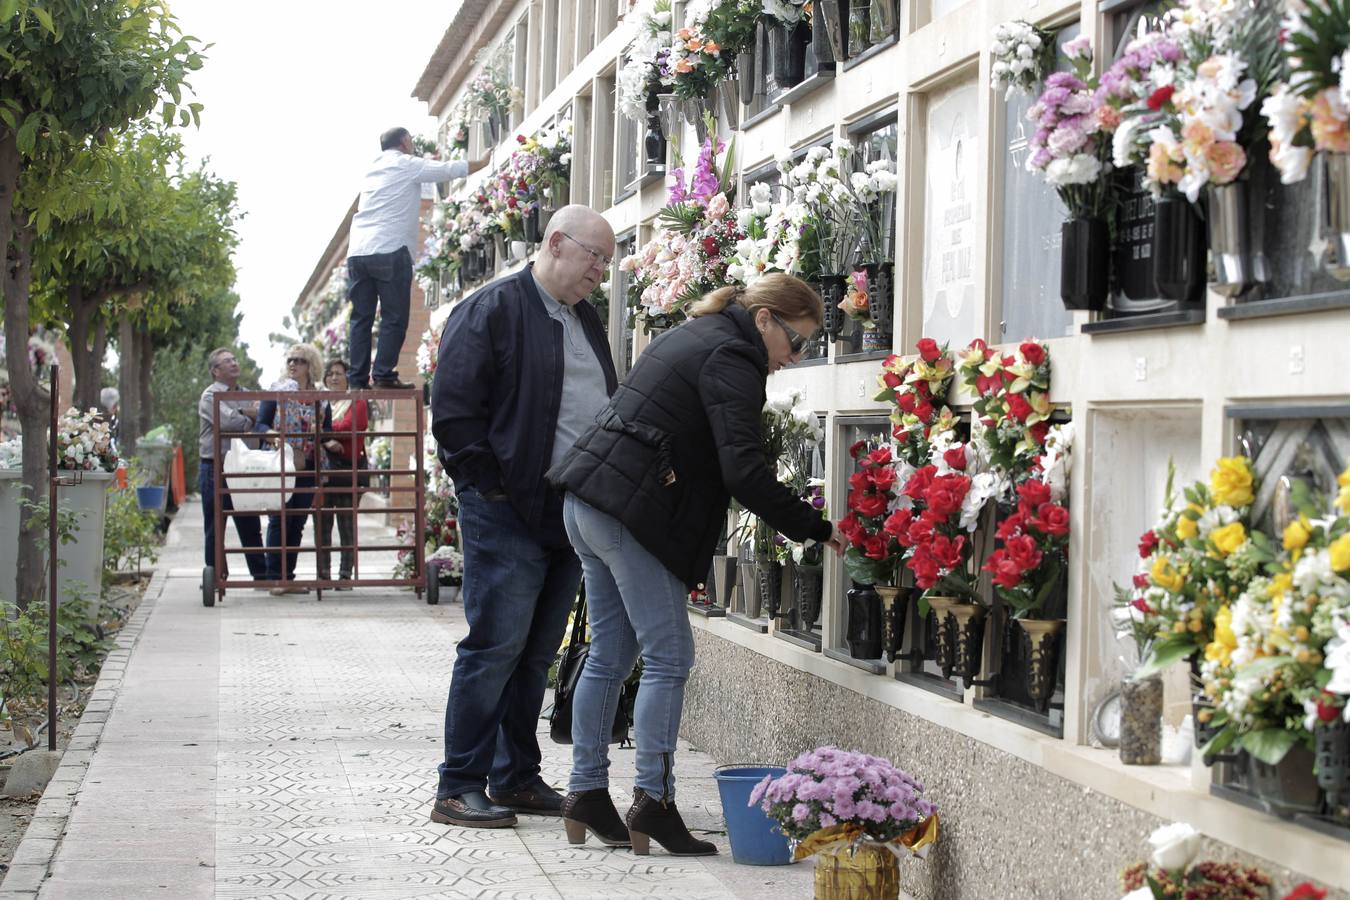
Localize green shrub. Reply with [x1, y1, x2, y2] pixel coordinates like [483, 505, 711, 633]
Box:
[104, 482, 161, 577]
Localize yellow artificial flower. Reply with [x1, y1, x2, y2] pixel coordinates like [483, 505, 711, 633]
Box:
[1204, 604, 1236, 666]
[1330, 533, 1350, 573]
[1026, 391, 1053, 425]
[1268, 571, 1293, 599]
[1151, 556, 1185, 593]
[1176, 515, 1198, 541]
[1338, 460, 1350, 514]
[1210, 457, 1254, 508]
[1210, 521, 1247, 557]
[1283, 518, 1311, 552]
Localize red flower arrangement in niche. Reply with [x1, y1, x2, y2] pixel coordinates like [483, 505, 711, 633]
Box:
[837, 441, 903, 585]
[981, 476, 1069, 617]
[872, 338, 958, 469]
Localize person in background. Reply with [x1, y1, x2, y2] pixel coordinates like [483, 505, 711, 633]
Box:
[316, 358, 368, 588]
[197, 348, 265, 581]
[254, 343, 329, 594]
[347, 127, 487, 390]
[429, 206, 617, 829]
[547, 273, 842, 855]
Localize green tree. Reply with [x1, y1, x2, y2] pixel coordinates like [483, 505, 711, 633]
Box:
[1, 0, 204, 608]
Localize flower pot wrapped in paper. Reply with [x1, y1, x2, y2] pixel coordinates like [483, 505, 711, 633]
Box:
[750, 747, 939, 900]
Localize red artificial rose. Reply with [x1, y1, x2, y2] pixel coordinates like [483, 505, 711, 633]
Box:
[1028, 420, 1050, 446]
[1019, 341, 1046, 366]
[1132, 573, 1150, 589]
[1030, 502, 1069, 536]
[1284, 883, 1329, 900]
[1005, 534, 1043, 571]
[1316, 692, 1343, 724]
[507, 196, 519, 208]
[856, 492, 888, 519]
[892, 424, 911, 442]
[906, 515, 936, 545]
[943, 445, 967, 471]
[976, 370, 1006, 396]
[1130, 597, 1155, 615]
[517, 134, 527, 143]
[883, 508, 913, 539]
[882, 353, 901, 368]
[916, 337, 941, 362]
[871, 465, 897, 493]
[882, 371, 902, 388]
[902, 466, 937, 501]
[1147, 84, 1175, 110]
[838, 513, 865, 546]
[1006, 393, 1033, 422]
[926, 474, 971, 519]
[996, 511, 1026, 541]
[863, 534, 889, 561]
[897, 391, 918, 413]
[908, 549, 940, 588]
[867, 446, 893, 467]
[914, 400, 934, 422]
[849, 440, 867, 459]
[929, 533, 966, 569]
[1017, 479, 1052, 510]
[1138, 530, 1160, 558]
[702, 236, 719, 256]
[848, 471, 871, 492]
[517, 178, 529, 190]
[985, 551, 1024, 589]
[965, 338, 990, 359]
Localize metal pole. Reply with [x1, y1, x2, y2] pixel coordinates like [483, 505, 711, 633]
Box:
[47, 363, 59, 752]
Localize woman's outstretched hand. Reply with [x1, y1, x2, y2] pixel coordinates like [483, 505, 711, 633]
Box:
[826, 523, 847, 556]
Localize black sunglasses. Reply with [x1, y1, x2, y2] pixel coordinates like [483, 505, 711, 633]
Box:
[286, 357, 309, 365]
[770, 312, 811, 355]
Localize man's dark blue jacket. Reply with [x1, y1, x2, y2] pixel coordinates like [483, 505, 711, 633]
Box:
[431, 264, 617, 547]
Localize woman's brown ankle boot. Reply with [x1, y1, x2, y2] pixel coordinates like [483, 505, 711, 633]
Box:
[624, 787, 717, 856]
[561, 789, 631, 847]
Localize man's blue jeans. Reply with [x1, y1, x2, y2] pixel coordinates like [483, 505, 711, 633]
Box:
[264, 475, 315, 581]
[347, 246, 412, 387]
[562, 495, 694, 801]
[436, 487, 582, 799]
[199, 459, 265, 577]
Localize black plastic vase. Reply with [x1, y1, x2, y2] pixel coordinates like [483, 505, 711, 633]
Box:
[820, 274, 847, 338]
[769, 21, 809, 89]
[845, 583, 882, 659]
[1060, 217, 1108, 311]
[1151, 195, 1207, 303]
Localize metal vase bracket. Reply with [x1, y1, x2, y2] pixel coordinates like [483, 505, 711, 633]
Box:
[1324, 151, 1350, 281]
[1060, 217, 1109, 311]
[1152, 195, 1207, 303]
[1015, 618, 1064, 712]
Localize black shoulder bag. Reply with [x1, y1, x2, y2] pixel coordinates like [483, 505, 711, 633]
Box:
[549, 583, 638, 746]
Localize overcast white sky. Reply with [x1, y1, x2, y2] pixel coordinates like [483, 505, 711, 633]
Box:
[170, 0, 446, 380]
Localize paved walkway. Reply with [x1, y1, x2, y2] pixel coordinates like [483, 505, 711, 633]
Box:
[0, 500, 813, 899]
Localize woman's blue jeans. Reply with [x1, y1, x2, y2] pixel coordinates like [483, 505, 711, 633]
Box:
[562, 494, 694, 800]
[264, 474, 315, 580]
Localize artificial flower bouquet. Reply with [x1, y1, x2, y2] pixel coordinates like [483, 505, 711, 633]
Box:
[665, 0, 759, 99]
[620, 133, 739, 330]
[1103, 0, 1280, 201]
[57, 408, 118, 472]
[749, 746, 939, 859]
[618, 0, 674, 120]
[1194, 459, 1350, 767]
[989, 19, 1056, 100]
[1119, 822, 1271, 900]
[777, 142, 896, 274]
[416, 326, 440, 382]
[957, 339, 1053, 481]
[1128, 456, 1271, 680]
[726, 180, 811, 284]
[369, 437, 392, 471]
[836, 441, 904, 586]
[872, 338, 958, 469]
[1260, 0, 1350, 184]
[1024, 33, 1115, 219]
[465, 43, 522, 122]
[983, 463, 1071, 619]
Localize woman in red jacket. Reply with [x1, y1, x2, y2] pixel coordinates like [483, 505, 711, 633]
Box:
[318, 358, 370, 586]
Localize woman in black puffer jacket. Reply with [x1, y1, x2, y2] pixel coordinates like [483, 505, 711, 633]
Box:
[546, 273, 841, 856]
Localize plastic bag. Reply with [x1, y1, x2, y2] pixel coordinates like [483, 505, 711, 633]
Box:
[222, 438, 295, 512]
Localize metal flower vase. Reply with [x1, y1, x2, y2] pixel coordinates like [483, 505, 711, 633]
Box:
[845, 584, 882, 659]
[1015, 618, 1063, 712]
[847, 0, 871, 58]
[487, 111, 503, 146]
[1060, 217, 1108, 311]
[1315, 719, 1350, 816]
[861, 261, 894, 332]
[757, 558, 784, 619]
[1151, 195, 1206, 302]
[1249, 744, 1321, 819]
[1325, 152, 1350, 281]
[738, 50, 756, 106]
[810, 2, 835, 69]
[817, 0, 849, 62]
[656, 94, 682, 145]
[737, 557, 762, 618]
[714, 76, 741, 131]
[868, 0, 897, 44]
[1119, 674, 1162, 766]
[949, 602, 986, 690]
[926, 595, 961, 680]
[874, 585, 908, 663]
[814, 841, 900, 899]
[794, 563, 824, 629]
[819, 274, 847, 338]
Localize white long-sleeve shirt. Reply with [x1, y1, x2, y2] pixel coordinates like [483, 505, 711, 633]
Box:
[346, 152, 468, 258]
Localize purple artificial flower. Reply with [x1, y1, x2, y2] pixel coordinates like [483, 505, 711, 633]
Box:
[667, 168, 687, 203]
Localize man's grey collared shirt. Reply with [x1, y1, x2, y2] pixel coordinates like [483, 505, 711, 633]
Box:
[532, 275, 611, 469]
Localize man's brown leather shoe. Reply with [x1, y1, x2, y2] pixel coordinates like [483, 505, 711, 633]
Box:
[429, 791, 518, 828]
[488, 780, 564, 817]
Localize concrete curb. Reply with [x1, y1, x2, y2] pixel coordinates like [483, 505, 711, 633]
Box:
[0, 564, 169, 898]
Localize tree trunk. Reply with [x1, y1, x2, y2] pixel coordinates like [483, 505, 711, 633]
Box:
[67, 284, 106, 413]
[117, 316, 139, 450]
[2, 131, 52, 611]
[136, 327, 152, 437]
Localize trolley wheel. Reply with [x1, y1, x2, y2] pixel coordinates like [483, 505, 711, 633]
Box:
[426, 567, 439, 605]
[202, 566, 216, 607]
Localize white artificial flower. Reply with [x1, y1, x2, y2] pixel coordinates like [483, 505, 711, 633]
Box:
[1147, 823, 1202, 872]
[1326, 619, 1350, 695]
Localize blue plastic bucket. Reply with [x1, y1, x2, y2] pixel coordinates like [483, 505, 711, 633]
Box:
[135, 485, 166, 511]
[714, 765, 792, 866]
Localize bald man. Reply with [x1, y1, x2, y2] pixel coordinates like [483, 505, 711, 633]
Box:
[430, 206, 618, 828]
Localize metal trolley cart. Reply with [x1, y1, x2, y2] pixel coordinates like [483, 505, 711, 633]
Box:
[204, 388, 428, 606]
